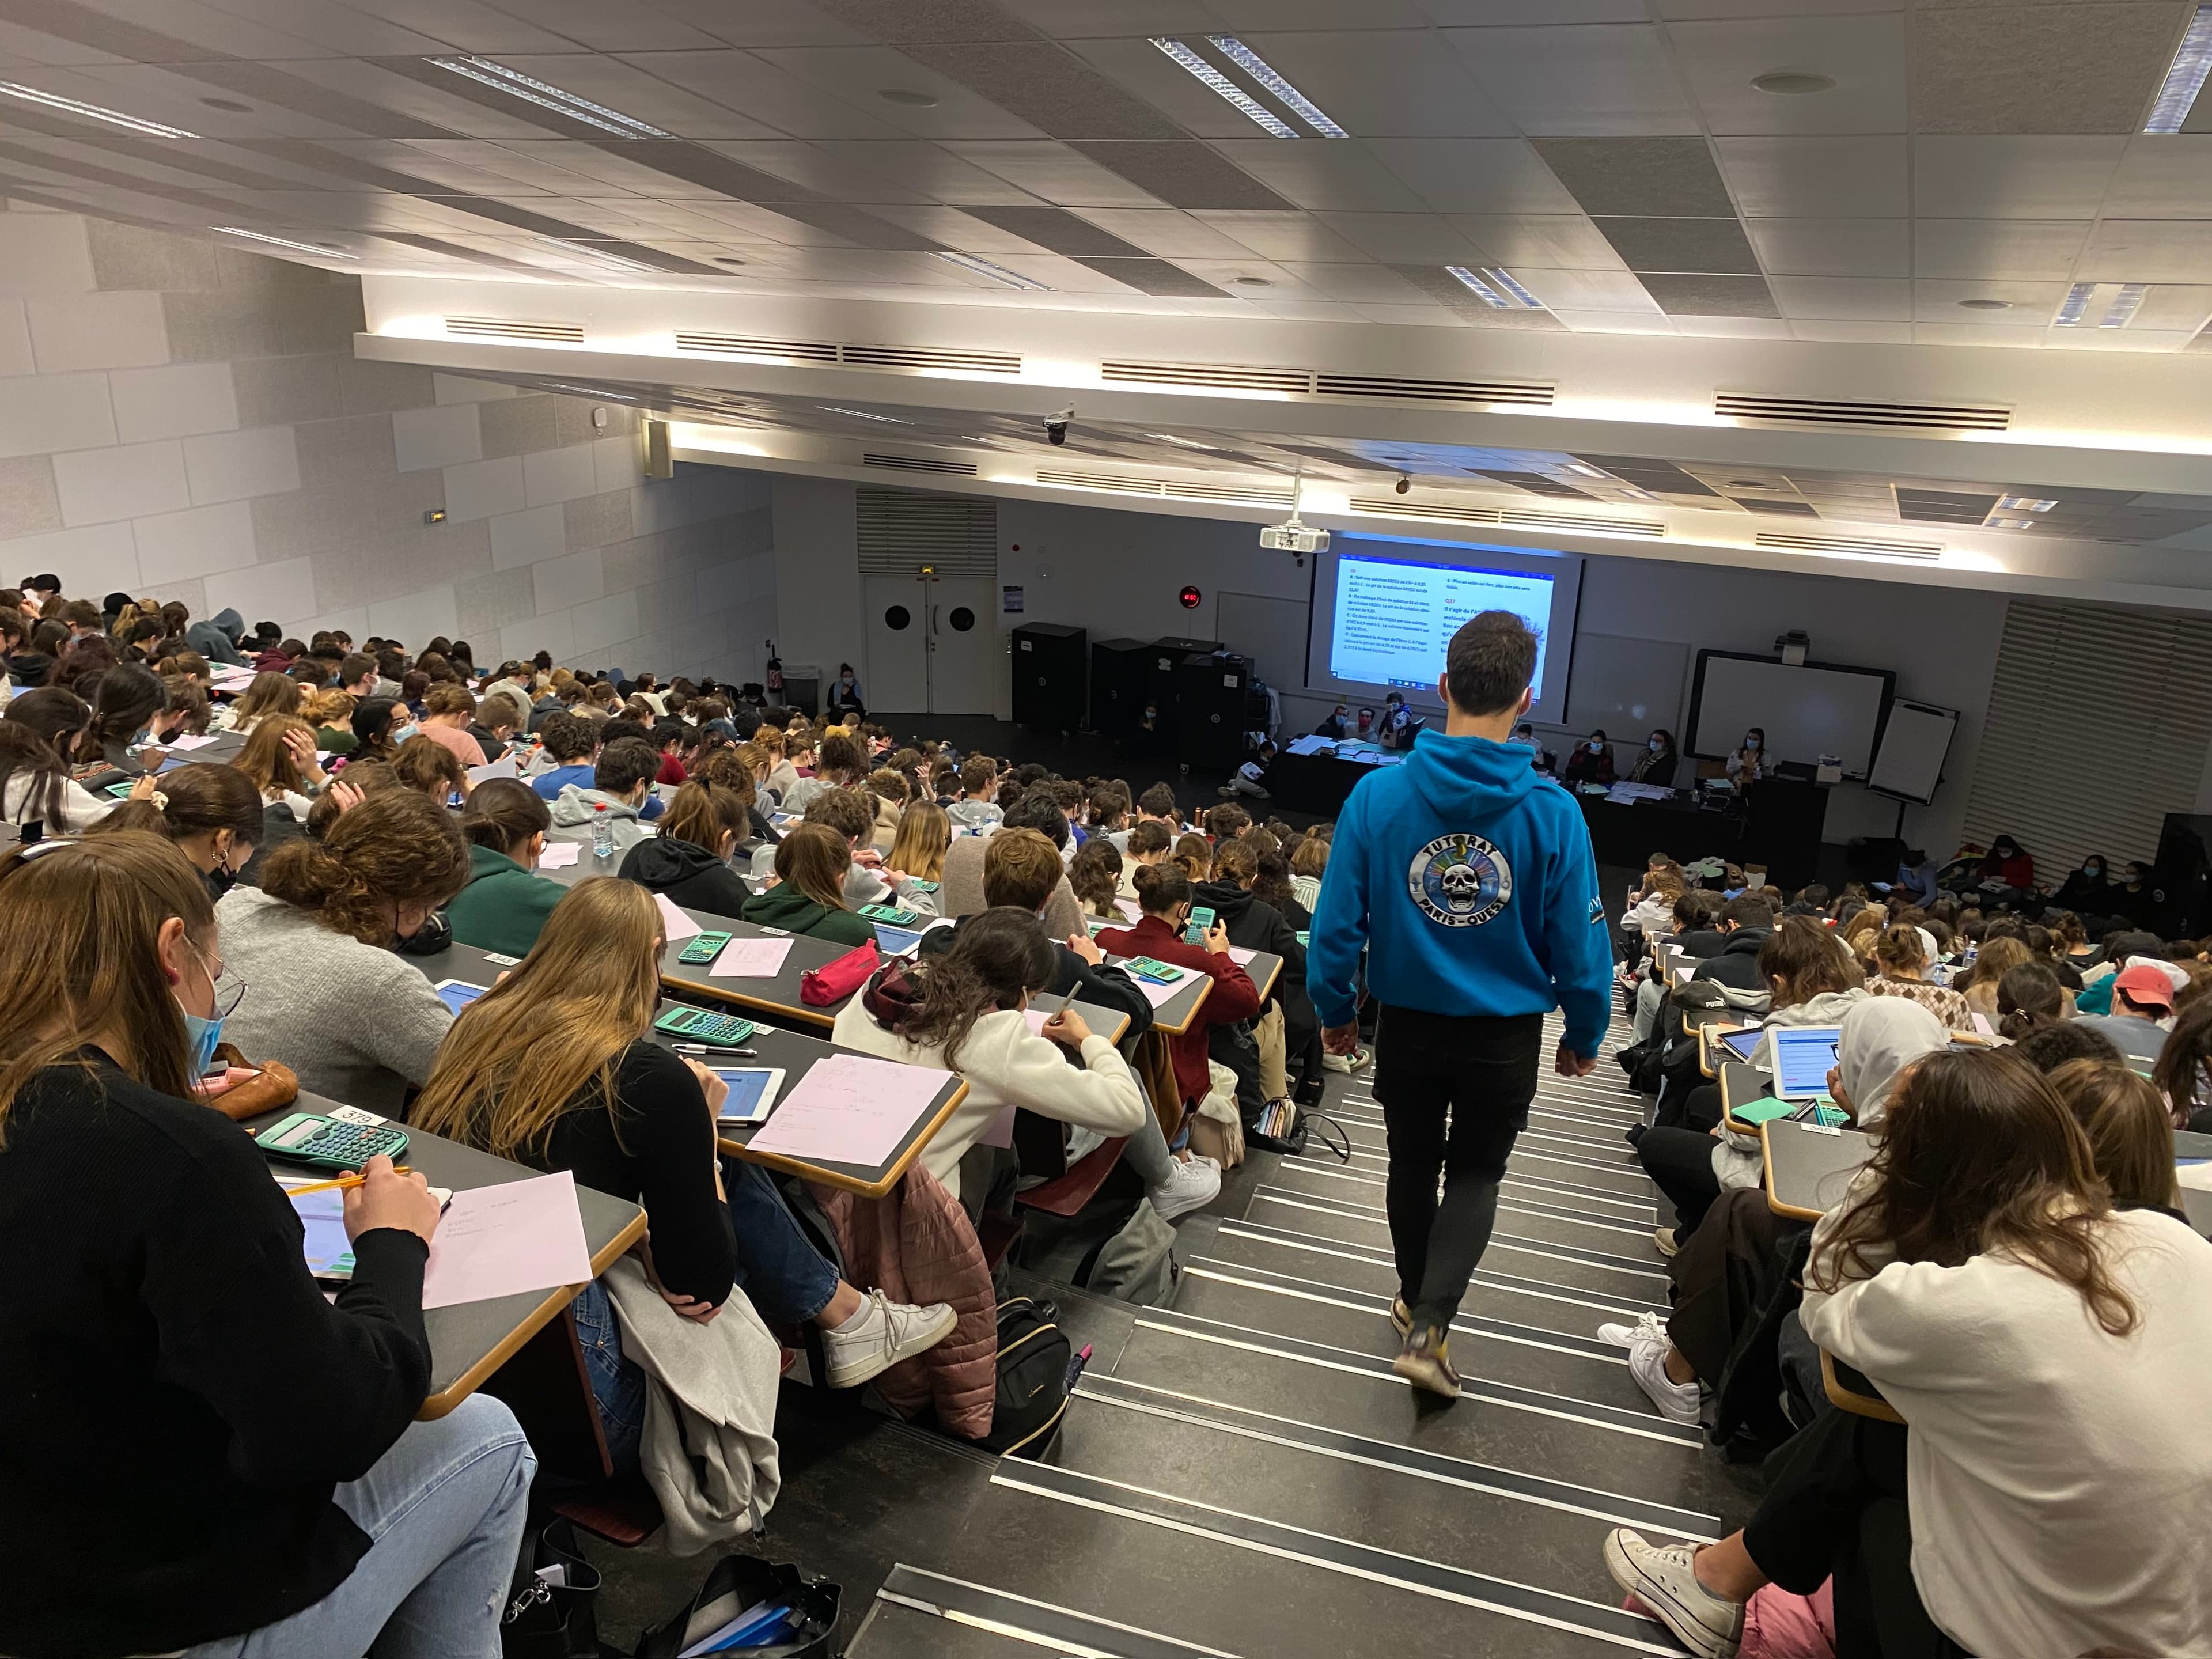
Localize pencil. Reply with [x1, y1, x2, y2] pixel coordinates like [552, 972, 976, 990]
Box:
[282, 1165, 412, 1197]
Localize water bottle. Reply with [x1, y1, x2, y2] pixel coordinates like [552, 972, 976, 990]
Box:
[590, 802, 614, 859]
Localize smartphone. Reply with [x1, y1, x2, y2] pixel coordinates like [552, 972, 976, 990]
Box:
[1184, 904, 1216, 946]
[677, 930, 733, 965]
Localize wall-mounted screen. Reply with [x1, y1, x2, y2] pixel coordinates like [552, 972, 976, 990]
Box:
[1687, 652, 1895, 777]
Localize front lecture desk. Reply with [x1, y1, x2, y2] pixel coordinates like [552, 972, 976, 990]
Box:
[243, 1091, 646, 1419]
[1578, 776, 1828, 889]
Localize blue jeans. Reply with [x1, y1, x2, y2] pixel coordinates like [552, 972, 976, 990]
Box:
[179, 1394, 535, 1658]
[572, 1278, 647, 1478]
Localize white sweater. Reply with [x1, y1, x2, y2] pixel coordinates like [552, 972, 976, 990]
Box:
[1801, 1196, 2212, 1659]
[3, 771, 119, 834]
[829, 1004, 1147, 1201]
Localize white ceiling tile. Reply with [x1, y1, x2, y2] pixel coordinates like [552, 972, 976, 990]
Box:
[1448, 213, 1620, 265]
[1911, 279, 2070, 321]
[1200, 210, 1374, 260]
[750, 47, 1051, 141]
[1203, 141, 1430, 211]
[327, 0, 596, 53]
[2103, 138, 2212, 218]
[1789, 320, 1912, 344]
[1058, 36, 1290, 142]
[1912, 219, 2089, 281]
[797, 142, 1044, 206]
[1659, 0, 1900, 15]
[1666, 14, 1907, 135]
[1715, 136, 1904, 218]
[1551, 308, 1679, 334]
[1275, 261, 1435, 301]
[1744, 217, 1908, 276]
[475, 54, 786, 140]
[387, 139, 616, 194]
[1229, 30, 1518, 136]
[1066, 209, 1260, 257]
[1768, 275, 1911, 320]
[994, 1, 1230, 35]
[620, 51, 916, 141]
[691, 142, 930, 204]
[1913, 137, 2127, 219]
[1441, 24, 1698, 135]
[1347, 302, 1471, 327]
[1209, 0, 1433, 25]
[943, 142, 1171, 207]
[46, 62, 357, 140]
[1416, 1, 1647, 21]
[1910, 321, 2052, 349]
[624, 0, 873, 48]
[2077, 219, 2212, 282]
[1361, 139, 1580, 213]
[1243, 297, 1370, 321]
[192, 0, 449, 55]
[2129, 284, 2212, 331]
[1305, 210, 1486, 261]
[1672, 315, 1791, 338]
[2045, 328, 2194, 353]
[1506, 266, 1656, 309]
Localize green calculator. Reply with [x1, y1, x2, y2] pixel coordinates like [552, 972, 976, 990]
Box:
[255, 1112, 410, 1171]
[859, 902, 919, 925]
[654, 1006, 758, 1046]
[677, 931, 732, 965]
[1124, 956, 1186, 984]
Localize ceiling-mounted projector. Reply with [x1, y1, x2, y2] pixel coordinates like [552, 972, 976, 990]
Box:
[1260, 521, 1328, 554]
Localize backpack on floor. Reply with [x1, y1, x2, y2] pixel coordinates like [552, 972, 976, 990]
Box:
[633, 1554, 840, 1659]
[979, 1294, 1073, 1459]
[1073, 1197, 1181, 1306]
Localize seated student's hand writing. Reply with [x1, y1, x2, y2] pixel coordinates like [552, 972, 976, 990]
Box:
[1041, 1006, 1092, 1048]
[681, 1056, 729, 1116]
[342, 1154, 440, 1244]
[1203, 918, 1230, 956]
[127, 772, 161, 802]
[1065, 930, 1104, 966]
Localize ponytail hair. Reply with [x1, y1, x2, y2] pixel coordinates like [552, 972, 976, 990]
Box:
[262, 788, 468, 944]
[1132, 859, 1191, 916]
[458, 776, 550, 855]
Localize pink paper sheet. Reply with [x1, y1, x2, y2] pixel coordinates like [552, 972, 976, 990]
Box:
[710, 936, 794, 978]
[421, 1171, 594, 1310]
[536, 841, 581, 869]
[745, 1053, 952, 1167]
[1107, 959, 1194, 1009]
[654, 892, 700, 942]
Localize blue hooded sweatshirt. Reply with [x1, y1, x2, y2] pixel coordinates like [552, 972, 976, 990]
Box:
[1307, 727, 1615, 1059]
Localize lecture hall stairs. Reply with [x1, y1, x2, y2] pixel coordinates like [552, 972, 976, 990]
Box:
[844, 1007, 1755, 1658]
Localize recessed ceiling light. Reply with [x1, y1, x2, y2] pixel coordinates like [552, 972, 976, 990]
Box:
[713, 256, 747, 266]
[2146, 3, 2212, 132]
[1444, 265, 1545, 309]
[1751, 71, 1836, 95]
[199, 97, 252, 113]
[2053, 282, 2097, 327]
[423, 56, 670, 138]
[1232, 275, 1272, 287]
[1957, 297, 2013, 310]
[1208, 36, 1347, 137]
[1997, 494, 2058, 512]
[933, 250, 1052, 291]
[2100, 281, 2148, 328]
[1987, 517, 2040, 531]
[214, 226, 355, 257]
[877, 88, 939, 108]
[0, 81, 198, 137]
[1149, 37, 1298, 137]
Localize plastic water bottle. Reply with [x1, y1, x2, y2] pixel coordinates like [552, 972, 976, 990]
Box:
[590, 802, 614, 859]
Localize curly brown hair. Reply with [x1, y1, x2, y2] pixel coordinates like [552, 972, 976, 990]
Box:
[260, 787, 469, 944]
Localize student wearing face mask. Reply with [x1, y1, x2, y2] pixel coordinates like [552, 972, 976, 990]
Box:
[1314, 703, 1352, 740]
[2110, 859, 2157, 927]
[88, 763, 264, 902]
[1727, 727, 1772, 787]
[1562, 728, 1616, 786]
[215, 790, 469, 1116]
[1626, 728, 1680, 788]
[2051, 852, 2112, 917]
[1376, 690, 1425, 751]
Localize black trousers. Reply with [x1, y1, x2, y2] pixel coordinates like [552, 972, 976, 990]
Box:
[1635, 1125, 1723, 1236]
[1373, 1006, 1544, 1330]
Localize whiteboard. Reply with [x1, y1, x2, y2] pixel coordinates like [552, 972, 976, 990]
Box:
[1688, 654, 1892, 775]
[1868, 699, 1957, 804]
[1566, 634, 1688, 741]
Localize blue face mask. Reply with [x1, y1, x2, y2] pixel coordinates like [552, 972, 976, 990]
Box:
[392, 722, 419, 744]
[175, 942, 229, 1075]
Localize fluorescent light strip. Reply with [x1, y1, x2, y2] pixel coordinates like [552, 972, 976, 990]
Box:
[2052, 282, 2096, 327]
[818, 406, 908, 423]
[933, 251, 1052, 291]
[1483, 267, 1546, 309]
[213, 226, 354, 258]
[1207, 36, 1347, 137]
[1444, 266, 1507, 307]
[2100, 281, 2148, 328]
[1997, 494, 2058, 512]
[425, 56, 670, 138]
[2146, 4, 2212, 133]
[0, 81, 197, 138]
[1147, 37, 1298, 137]
[1147, 432, 1218, 450]
[536, 238, 656, 274]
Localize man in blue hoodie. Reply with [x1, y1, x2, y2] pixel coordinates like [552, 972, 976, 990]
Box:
[1309, 610, 1613, 1399]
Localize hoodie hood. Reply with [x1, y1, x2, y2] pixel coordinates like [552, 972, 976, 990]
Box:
[624, 834, 721, 888]
[550, 783, 642, 827]
[1400, 729, 1540, 824]
[745, 884, 830, 931]
[211, 607, 244, 642]
[1193, 880, 1255, 923]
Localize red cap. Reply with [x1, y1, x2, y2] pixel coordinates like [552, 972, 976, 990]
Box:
[2113, 963, 2176, 1010]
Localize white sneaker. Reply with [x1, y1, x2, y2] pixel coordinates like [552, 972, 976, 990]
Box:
[1603, 1531, 1744, 1658]
[1323, 1047, 1372, 1074]
[821, 1291, 959, 1390]
[1149, 1154, 1221, 1221]
[1597, 1309, 1668, 1349]
[1618, 1318, 1702, 1425]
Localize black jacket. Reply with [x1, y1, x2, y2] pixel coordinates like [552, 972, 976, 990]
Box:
[1194, 880, 1306, 1003]
[618, 834, 753, 921]
[1677, 927, 1729, 959]
[1691, 927, 1771, 991]
[918, 914, 1153, 1052]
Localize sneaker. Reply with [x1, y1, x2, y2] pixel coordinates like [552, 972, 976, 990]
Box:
[1597, 1309, 1668, 1349]
[1653, 1226, 1679, 1258]
[1323, 1046, 1372, 1075]
[1601, 1315, 1701, 1424]
[1149, 1154, 1221, 1222]
[821, 1291, 959, 1390]
[1603, 1531, 1744, 1659]
[1392, 1324, 1461, 1400]
[1389, 1294, 1413, 1339]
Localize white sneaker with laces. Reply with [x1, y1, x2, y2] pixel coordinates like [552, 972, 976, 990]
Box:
[821, 1291, 959, 1391]
[1608, 1316, 1701, 1424]
[1603, 1531, 1744, 1658]
[1149, 1155, 1221, 1221]
[1322, 1047, 1372, 1074]
[1597, 1309, 1668, 1349]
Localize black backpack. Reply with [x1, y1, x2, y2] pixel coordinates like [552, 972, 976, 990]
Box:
[979, 1296, 1073, 1459]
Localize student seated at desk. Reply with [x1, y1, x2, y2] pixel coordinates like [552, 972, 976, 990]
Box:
[866, 766, 907, 854]
[547, 736, 660, 855]
[940, 793, 1081, 935]
[1562, 728, 1615, 786]
[741, 821, 874, 946]
[392, 730, 470, 804]
[2075, 960, 2175, 1067]
[1098, 863, 1260, 1134]
[218, 789, 468, 1116]
[529, 710, 600, 798]
[887, 797, 951, 890]
[0, 833, 532, 1659]
[1116, 820, 1170, 903]
[835, 907, 1150, 1205]
[210, 667, 299, 735]
[944, 756, 1003, 833]
[1865, 923, 1971, 1030]
[415, 681, 486, 769]
[1606, 1048, 2212, 1659]
[804, 786, 937, 915]
[71, 660, 183, 775]
[618, 780, 755, 919]
[695, 746, 781, 851]
[780, 729, 862, 816]
[0, 688, 126, 832]
[90, 761, 263, 902]
[346, 695, 402, 767]
[233, 713, 330, 820]
[414, 880, 955, 1453]
[445, 778, 563, 956]
[1066, 838, 1123, 921]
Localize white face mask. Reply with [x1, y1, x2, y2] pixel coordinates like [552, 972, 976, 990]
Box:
[1588, 740, 1603, 753]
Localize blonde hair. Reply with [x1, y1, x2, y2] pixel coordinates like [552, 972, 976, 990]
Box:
[888, 798, 950, 884]
[229, 671, 300, 730]
[233, 714, 316, 799]
[774, 821, 851, 911]
[412, 880, 663, 1158]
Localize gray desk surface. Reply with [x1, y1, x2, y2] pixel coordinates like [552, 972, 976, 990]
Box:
[1086, 938, 1282, 1037]
[1761, 1118, 1873, 1221]
[244, 1088, 645, 1418]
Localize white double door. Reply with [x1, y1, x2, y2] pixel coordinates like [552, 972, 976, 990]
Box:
[863, 574, 994, 715]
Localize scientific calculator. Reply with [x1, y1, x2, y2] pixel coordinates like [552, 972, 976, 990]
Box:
[255, 1112, 410, 1171]
[654, 1006, 759, 1046]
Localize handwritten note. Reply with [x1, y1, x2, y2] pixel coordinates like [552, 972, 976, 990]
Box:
[745, 1053, 950, 1167]
[165, 732, 222, 751]
[421, 1171, 593, 1309]
[654, 892, 700, 942]
[536, 840, 581, 869]
[710, 936, 794, 978]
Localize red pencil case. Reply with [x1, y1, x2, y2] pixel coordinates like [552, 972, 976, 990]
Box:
[800, 940, 880, 1006]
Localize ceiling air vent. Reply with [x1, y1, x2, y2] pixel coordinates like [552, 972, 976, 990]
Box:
[1756, 531, 1944, 562]
[445, 316, 585, 344]
[676, 334, 1019, 374]
[676, 331, 838, 363]
[863, 453, 978, 476]
[1350, 498, 1664, 540]
[1715, 392, 2009, 434]
[842, 343, 1020, 375]
[1103, 361, 1550, 407]
[1036, 469, 1291, 509]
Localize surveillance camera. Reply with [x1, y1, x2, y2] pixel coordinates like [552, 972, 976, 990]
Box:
[1395, 474, 1411, 495]
[1044, 406, 1074, 446]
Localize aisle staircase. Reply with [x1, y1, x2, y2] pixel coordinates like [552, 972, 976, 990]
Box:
[848, 1010, 1749, 1657]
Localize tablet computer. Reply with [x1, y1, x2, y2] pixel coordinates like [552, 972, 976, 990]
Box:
[872, 922, 923, 956]
[433, 978, 487, 1017]
[1771, 1026, 1843, 1100]
[1718, 1027, 1764, 1064]
[713, 1066, 785, 1126]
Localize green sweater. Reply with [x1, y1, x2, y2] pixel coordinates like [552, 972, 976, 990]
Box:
[741, 884, 874, 947]
[446, 843, 566, 957]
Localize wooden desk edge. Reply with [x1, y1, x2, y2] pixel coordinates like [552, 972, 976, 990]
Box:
[416, 1207, 648, 1420]
[1760, 1120, 1825, 1223]
[1821, 1348, 1905, 1425]
[1150, 972, 1213, 1037]
[720, 1078, 971, 1199]
[661, 965, 836, 1029]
